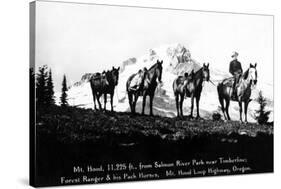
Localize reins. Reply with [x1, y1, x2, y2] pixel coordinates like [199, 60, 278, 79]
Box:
[209, 79, 216, 86]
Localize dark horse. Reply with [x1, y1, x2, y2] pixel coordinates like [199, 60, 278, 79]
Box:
[173, 63, 210, 118]
[126, 60, 163, 115]
[90, 66, 120, 111]
[173, 71, 195, 117]
[217, 63, 258, 123]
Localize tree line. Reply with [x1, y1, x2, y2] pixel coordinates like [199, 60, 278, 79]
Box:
[31, 65, 68, 107]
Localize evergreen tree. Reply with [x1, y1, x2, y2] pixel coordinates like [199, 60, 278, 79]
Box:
[30, 67, 35, 95]
[36, 65, 48, 106]
[30, 68, 35, 112]
[255, 91, 271, 125]
[60, 75, 68, 107]
[46, 69, 55, 105]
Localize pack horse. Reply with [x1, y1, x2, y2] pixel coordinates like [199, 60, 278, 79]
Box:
[173, 63, 210, 118]
[126, 60, 163, 115]
[90, 66, 120, 111]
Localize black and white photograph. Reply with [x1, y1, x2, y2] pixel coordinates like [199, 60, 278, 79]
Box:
[29, 0, 274, 187]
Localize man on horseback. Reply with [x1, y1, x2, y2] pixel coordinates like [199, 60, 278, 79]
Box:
[229, 51, 243, 100]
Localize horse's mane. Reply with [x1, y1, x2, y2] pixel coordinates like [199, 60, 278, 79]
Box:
[148, 62, 160, 71]
[145, 62, 162, 80]
[195, 67, 203, 74]
[191, 67, 204, 79]
[243, 69, 249, 79]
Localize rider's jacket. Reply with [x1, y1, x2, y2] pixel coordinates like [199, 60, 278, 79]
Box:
[229, 59, 243, 76]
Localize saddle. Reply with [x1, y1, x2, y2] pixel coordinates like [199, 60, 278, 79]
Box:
[129, 69, 150, 92]
[175, 73, 194, 98]
[91, 73, 101, 80]
[91, 72, 109, 85]
[222, 77, 240, 101]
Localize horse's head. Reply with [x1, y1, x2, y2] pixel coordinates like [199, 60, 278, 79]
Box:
[202, 63, 210, 81]
[156, 60, 163, 83]
[109, 66, 120, 86]
[248, 63, 258, 85]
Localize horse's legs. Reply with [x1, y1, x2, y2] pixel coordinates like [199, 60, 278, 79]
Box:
[189, 95, 194, 118]
[133, 94, 139, 114]
[132, 94, 136, 114]
[238, 101, 243, 122]
[149, 94, 154, 116]
[97, 93, 102, 110]
[244, 101, 249, 123]
[218, 96, 227, 120]
[142, 94, 146, 115]
[196, 95, 201, 119]
[103, 93, 107, 111]
[175, 94, 179, 117]
[110, 92, 114, 112]
[225, 99, 231, 120]
[128, 93, 133, 113]
[93, 92, 97, 110]
[180, 94, 184, 117]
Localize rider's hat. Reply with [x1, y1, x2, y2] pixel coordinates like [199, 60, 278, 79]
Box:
[231, 51, 239, 58]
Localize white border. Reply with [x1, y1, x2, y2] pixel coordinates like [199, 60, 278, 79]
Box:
[0, 0, 279, 188]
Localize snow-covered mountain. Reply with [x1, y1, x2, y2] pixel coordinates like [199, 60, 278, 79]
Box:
[55, 43, 273, 122]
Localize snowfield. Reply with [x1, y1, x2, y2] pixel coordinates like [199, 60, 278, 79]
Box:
[55, 43, 273, 123]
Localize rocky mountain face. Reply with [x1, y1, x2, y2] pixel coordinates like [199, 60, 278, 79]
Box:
[55, 43, 273, 122]
[71, 73, 95, 88]
[120, 58, 137, 73]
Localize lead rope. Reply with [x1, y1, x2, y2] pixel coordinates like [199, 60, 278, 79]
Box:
[209, 79, 217, 86]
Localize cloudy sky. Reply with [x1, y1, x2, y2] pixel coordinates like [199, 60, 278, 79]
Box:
[35, 0, 273, 91]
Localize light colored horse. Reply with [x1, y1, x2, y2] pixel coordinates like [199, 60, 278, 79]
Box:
[217, 63, 258, 123]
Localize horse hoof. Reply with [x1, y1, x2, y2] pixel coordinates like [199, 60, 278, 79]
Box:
[178, 114, 183, 119]
[196, 116, 201, 120]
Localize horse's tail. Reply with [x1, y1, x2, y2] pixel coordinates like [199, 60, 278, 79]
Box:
[126, 74, 135, 93]
[172, 78, 178, 96]
[217, 82, 222, 98]
[217, 82, 225, 110]
[126, 79, 129, 93]
[89, 77, 94, 92]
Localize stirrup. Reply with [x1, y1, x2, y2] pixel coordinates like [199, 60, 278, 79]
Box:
[129, 86, 139, 91]
[130, 88, 137, 91]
